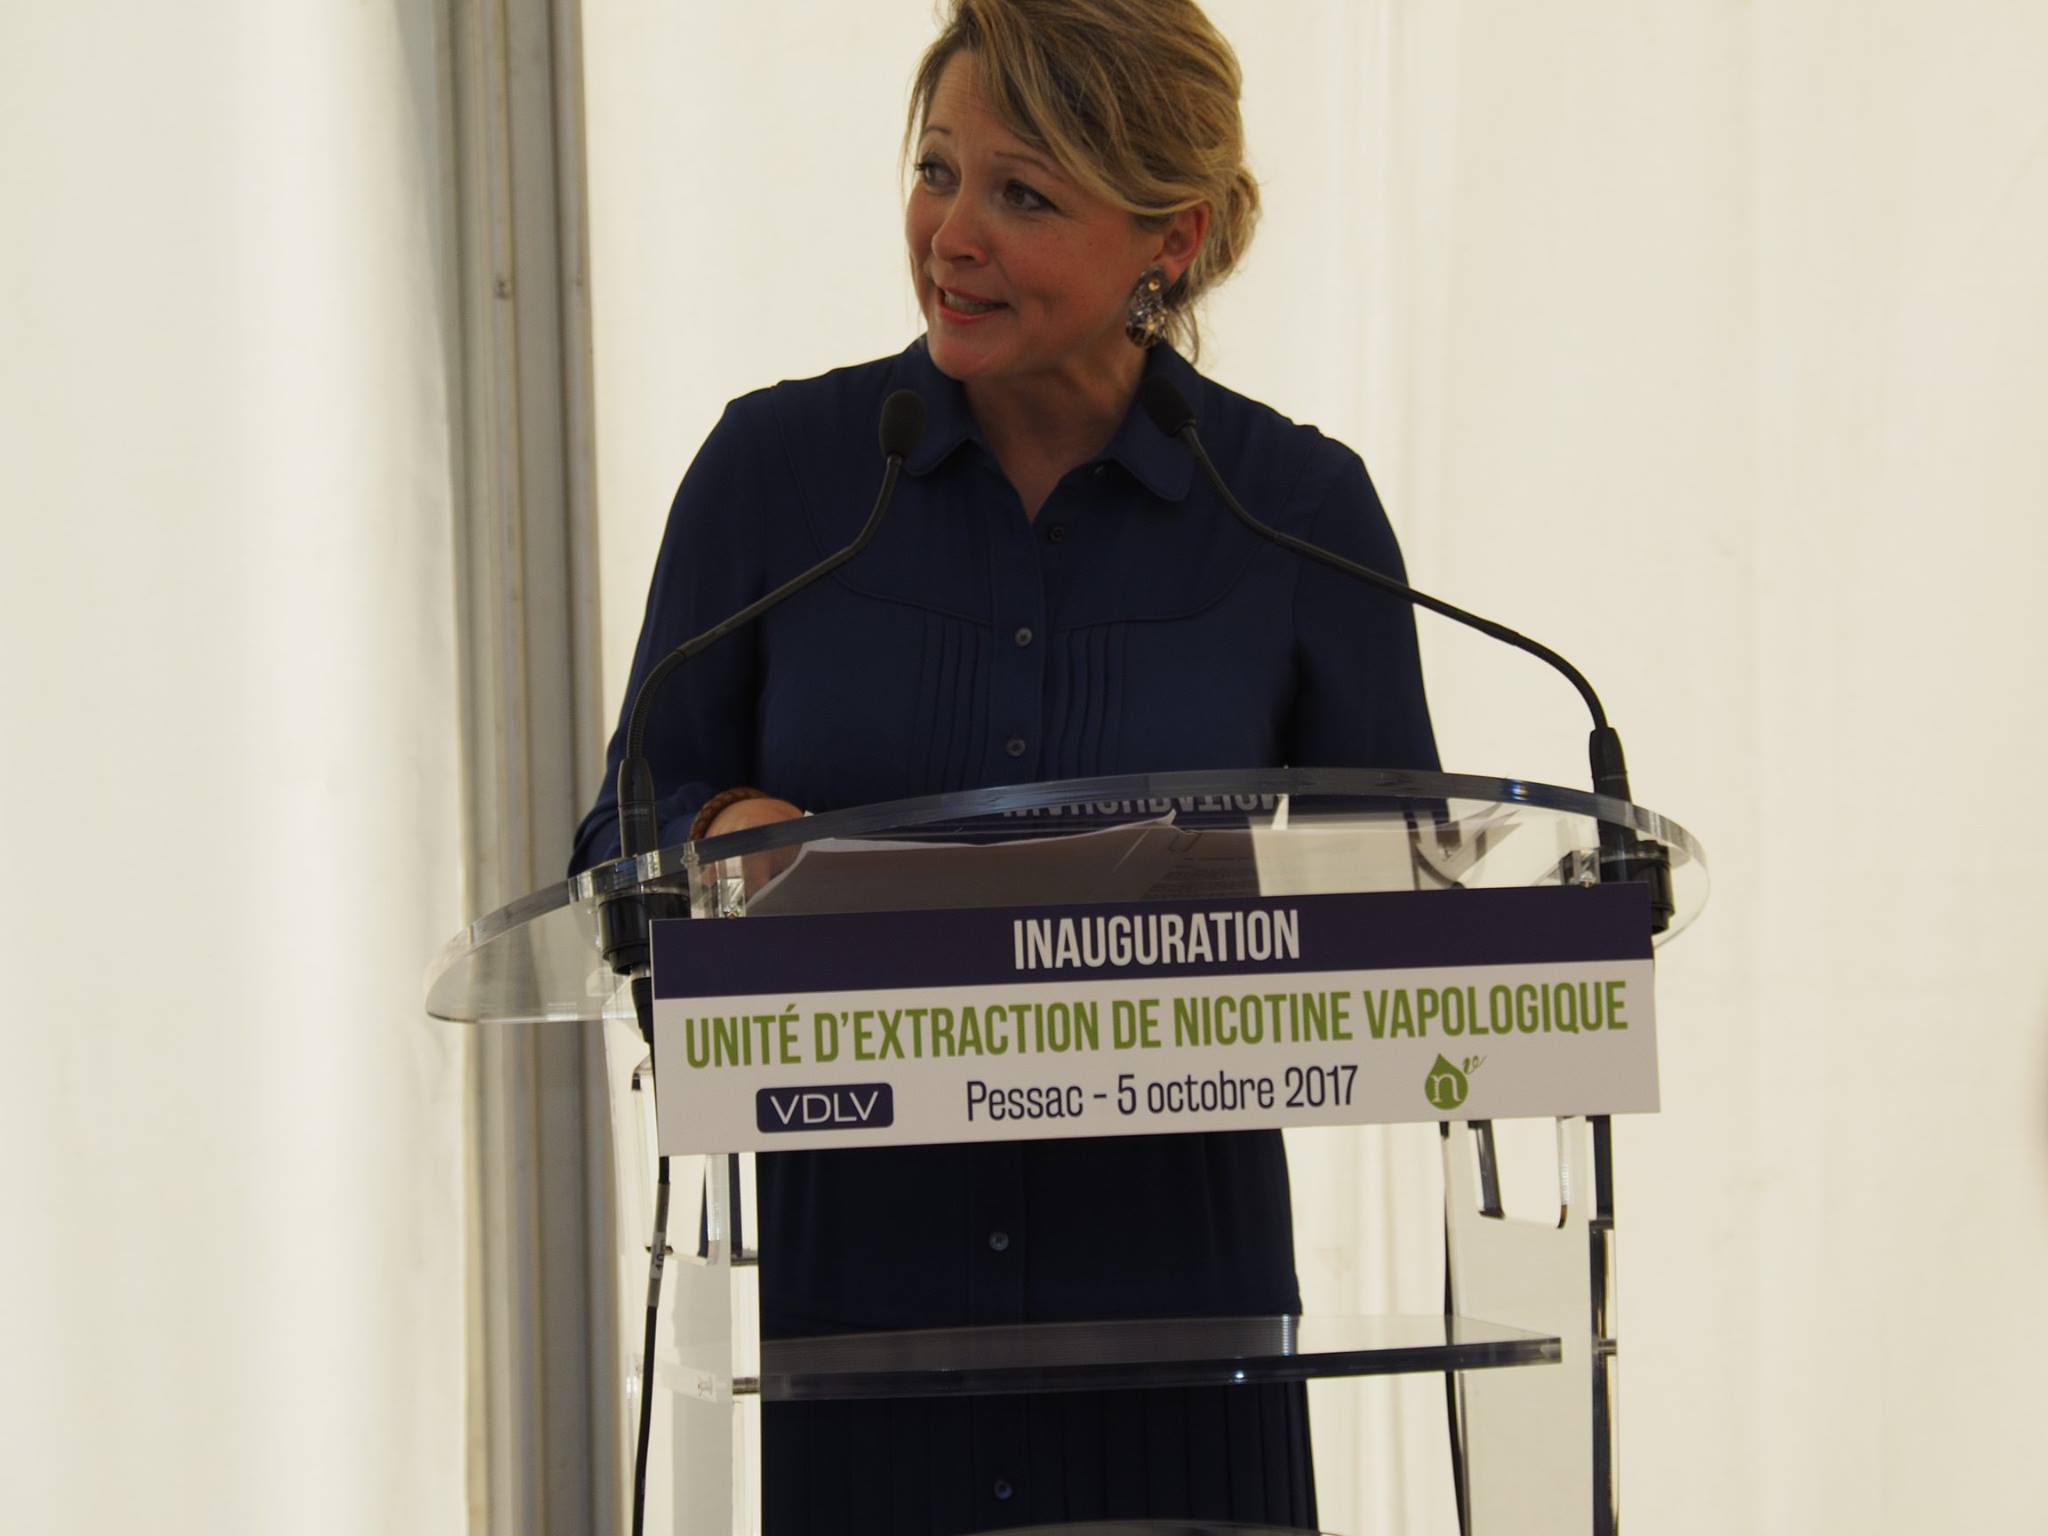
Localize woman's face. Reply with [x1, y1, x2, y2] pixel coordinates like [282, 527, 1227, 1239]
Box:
[906, 54, 1196, 390]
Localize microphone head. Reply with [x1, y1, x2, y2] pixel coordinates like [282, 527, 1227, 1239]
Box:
[879, 389, 926, 460]
[1137, 375, 1196, 440]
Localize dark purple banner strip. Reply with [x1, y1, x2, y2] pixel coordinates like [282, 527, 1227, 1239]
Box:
[653, 884, 1650, 1002]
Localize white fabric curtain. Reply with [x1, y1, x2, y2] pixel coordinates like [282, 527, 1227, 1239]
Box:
[577, 2, 2048, 1531]
[0, 4, 466, 1532]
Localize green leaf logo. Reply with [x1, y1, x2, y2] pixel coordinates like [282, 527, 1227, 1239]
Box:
[1424, 1053, 1469, 1111]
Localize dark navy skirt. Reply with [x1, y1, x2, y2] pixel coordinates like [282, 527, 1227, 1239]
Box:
[762, 1383, 1316, 1533]
[758, 1133, 1317, 1533]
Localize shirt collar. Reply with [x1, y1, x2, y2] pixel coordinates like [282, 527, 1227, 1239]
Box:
[1101, 344, 1200, 502]
[899, 336, 1201, 503]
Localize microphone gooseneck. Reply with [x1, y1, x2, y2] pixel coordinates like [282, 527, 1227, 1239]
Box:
[1139, 379, 1614, 757]
[1138, 375, 1668, 926]
[600, 388, 926, 976]
[614, 388, 926, 857]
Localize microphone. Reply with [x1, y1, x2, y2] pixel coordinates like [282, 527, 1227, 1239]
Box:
[600, 388, 927, 976]
[1138, 375, 1671, 929]
[607, 389, 926, 1536]
[877, 387, 927, 459]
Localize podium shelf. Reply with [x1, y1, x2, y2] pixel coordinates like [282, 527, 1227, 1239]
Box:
[750, 1312, 1558, 1402]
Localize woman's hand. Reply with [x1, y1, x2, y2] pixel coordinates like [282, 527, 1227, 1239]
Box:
[703, 796, 803, 838]
[703, 795, 804, 895]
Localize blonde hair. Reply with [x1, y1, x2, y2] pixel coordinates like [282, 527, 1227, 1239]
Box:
[904, 0, 1259, 359]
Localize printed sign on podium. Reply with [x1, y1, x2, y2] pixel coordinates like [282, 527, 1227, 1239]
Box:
[650, 882, 1656, 1154]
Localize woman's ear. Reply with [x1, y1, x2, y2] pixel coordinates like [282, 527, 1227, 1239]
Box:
[1157, 202, 1212, 286]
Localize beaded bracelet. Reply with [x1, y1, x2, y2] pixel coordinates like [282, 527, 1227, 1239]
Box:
[689, 786, 771, 842]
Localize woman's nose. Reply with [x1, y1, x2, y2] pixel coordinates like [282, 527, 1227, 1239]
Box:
[930, 194, 987, 264]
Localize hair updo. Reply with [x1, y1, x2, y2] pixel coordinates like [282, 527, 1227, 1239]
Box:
[904, 0, 1260, 359]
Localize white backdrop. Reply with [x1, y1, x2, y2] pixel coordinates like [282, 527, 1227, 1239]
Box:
[1, 4, 466, 1532]
[3, 2, 2036, 1533]
[584, 2, 2048, 1531]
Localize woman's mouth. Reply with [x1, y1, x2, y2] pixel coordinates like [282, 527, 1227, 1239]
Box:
[938, 288, 1006, 317]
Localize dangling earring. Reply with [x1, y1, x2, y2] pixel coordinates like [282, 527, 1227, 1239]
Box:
[1125, 265, 1170, 349]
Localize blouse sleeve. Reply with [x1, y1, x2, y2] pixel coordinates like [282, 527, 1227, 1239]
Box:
[568, 395, 784, 874]
[1285, 446, 1441, 773]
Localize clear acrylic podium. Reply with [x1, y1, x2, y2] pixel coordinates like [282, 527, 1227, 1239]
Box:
[426, 767, 1706, 1535]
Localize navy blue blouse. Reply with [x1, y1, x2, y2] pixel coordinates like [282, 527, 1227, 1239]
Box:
[573, 336, 1437, 1527]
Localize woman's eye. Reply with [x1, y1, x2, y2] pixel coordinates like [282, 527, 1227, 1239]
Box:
[1003, 180, 1052, 212]
[913, 158, 953, 188]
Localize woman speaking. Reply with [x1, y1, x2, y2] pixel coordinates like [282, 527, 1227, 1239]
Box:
[574, 1, 1437, 1527]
